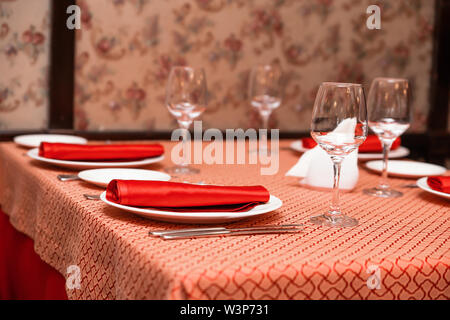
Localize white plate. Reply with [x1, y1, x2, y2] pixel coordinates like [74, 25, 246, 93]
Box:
[14, 134, 87, 148]
[27, 148, 164, 170]
[365, 160, 447, 178]
[78, 168, 171, 188]
[357, 147, 410, 160]
[290, 140, 410, 160]
[100, 191, 283, 224]
[416, 177, 450, 200]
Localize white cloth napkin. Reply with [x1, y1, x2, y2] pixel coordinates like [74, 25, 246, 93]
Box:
[286, 147, 359, 190]
[286, 118, 360, 191]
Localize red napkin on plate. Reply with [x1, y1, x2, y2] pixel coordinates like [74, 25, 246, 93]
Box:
[302, 135, 401, 153]
[359, 135, 401, 152]
[427, 176, 450, 194]
[106, 180, 270, 212]
[39, 142, 164, 161]
[301, 137, 318, 149]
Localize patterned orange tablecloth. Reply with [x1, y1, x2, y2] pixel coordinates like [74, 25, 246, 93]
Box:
[0, 141, 448, 300]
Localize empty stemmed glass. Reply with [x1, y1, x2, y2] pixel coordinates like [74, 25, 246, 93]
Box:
[363, 78, 411, 198]
[248, 64, 283, 154]
[165, 66, 207, 174]
[249, 64, 283, 129]
[310, 82, 368, 228]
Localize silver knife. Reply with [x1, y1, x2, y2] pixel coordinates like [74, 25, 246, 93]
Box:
[149, 224, 304, 237]
[161, 227, 303, 240]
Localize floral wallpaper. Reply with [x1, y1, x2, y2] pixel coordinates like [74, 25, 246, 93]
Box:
[74, 0, 436, 133]
[0, 0, 438, 132]
[0, 0, 50, 130]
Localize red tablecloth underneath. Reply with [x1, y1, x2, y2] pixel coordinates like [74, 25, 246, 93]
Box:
[0, 209, 67, 300]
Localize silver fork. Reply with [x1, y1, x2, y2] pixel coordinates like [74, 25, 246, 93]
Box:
[401, 184, 418, 188]
[58, 174, 80, 181]
[83, 194, 100, 200]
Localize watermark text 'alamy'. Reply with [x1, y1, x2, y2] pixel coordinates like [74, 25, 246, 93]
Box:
[171, 121, 279, 176]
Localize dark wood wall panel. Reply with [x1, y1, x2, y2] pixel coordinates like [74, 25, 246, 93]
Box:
[48, 0, 75, 129]
[427, 0, 450, 164]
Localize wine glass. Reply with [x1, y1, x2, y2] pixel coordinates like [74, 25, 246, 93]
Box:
[310, 82, 368, 228]
[165, 66, 207, 174]
[249, 64, 283, 129]
[363, 78, 411, 198]
[248, 64, 283, 154]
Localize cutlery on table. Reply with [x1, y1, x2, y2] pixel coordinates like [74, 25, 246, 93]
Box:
[149, 224, 303, 236]
[83, 194, 100, 200]
[58, 174, 80, 181]
[160, 227, 303, 240]
[150, 224, 303, 240]
[181, 181, 206, 185]
[401, 184, 418, 188]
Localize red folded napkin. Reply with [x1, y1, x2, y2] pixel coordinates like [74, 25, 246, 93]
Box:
[39, 142, 164, 161]
[359, 135, 401, 152]
[301, 137, 318, 149]
[302, 135, 401, 153]
[427, 176, 450, 194]
[106, 180, 270, 212]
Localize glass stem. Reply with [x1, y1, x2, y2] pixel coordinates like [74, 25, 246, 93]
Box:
[261, 112, 271, 130]
[259, 111, 271, 155]
[379, 140, 394, 189]
[177, 120, 192, 167]
[329, 157, 343, 217]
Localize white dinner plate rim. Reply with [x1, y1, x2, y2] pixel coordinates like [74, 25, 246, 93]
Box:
[365, 160, 447, 178]
[78, 168, 171, 187]
[290, 140, 410, 159]
[14, 134, 87, 148]
[357, 146, 410, 159]
[416, 177, 450, 199]
[100, 191, 283, 223]
[27, 148, 164, 169]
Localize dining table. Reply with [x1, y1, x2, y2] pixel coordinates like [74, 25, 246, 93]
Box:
[0, 140, 448, 300]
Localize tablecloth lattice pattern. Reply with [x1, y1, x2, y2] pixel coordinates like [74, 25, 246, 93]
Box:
[0, 141, 448, 299]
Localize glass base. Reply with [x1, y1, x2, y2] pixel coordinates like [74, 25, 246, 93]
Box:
[310, 214, 359, 228]
[363, 187, 403, 198]
[164, 166, 199, 175]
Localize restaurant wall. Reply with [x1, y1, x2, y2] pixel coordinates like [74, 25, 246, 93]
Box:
[73, 0, 436, 133]
[0, 1, 439, 132]
[0, 0, 51, 130]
